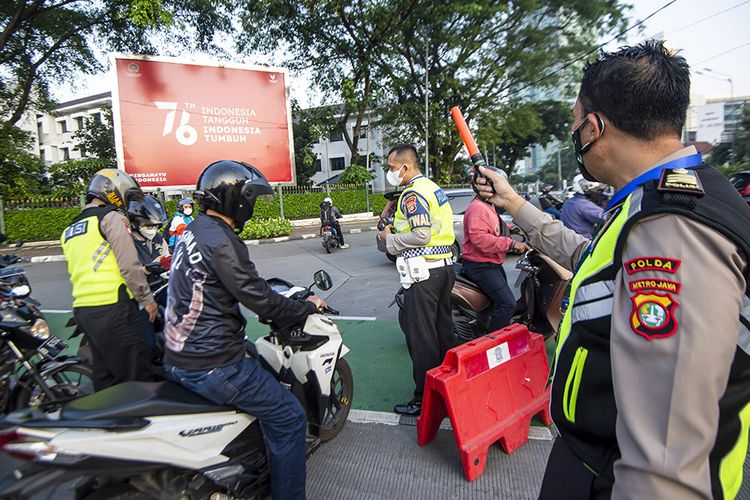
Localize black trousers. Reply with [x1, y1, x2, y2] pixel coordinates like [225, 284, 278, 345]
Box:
[332, 220, 345, 245]
[74, 299, 153, 391]
[461, 259, 516, 331]
[402, 264, 455, 399]
[538, 437, 614, 500]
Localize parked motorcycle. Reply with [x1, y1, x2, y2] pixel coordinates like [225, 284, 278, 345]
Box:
[0, 237, 93, 413]
[0, 270, 352, 499]
[451, 250, 572, 342]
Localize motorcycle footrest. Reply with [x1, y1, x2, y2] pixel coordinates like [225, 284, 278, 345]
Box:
[305, 435, 321, 457]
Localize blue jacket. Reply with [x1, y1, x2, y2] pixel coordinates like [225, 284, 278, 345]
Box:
[560, 194, 603, 239]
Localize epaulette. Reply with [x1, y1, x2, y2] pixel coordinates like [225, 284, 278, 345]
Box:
[657, 168, 705, 196]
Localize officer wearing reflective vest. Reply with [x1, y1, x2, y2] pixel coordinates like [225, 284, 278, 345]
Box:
[61, 169, 158, 391]
[376, 144, 455, 416]
[475, 41, 750, 499]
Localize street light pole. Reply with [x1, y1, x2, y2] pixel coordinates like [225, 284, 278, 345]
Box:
[556, 145, 570, 190]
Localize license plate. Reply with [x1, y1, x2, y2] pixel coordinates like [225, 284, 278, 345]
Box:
[39, 336, 66, 359]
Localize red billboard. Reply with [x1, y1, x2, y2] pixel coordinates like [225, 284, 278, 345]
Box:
[111, 54, 295, 187]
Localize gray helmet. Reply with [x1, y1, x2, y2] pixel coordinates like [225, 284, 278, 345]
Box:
[86, 169, 143, 211]
[177, 198, 194, 213]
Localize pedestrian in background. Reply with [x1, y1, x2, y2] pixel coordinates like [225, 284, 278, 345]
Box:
[167, 197, 194, 250]
[560, 174, 605, 239]
[376, 144, 455, 416]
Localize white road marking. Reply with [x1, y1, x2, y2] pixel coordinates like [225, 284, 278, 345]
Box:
[29, 255, 66, 263]
[349, 229, 362, 234]
[332, 316, 377, 321]
[41, 309, 72, 314]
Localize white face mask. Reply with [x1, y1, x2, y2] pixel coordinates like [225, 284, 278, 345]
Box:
[140, 227, 158, 240]
[386, 166, 405, 187]
[183, 207, 193, 216]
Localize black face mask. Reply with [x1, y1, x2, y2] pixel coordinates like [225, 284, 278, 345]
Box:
[571, 113, 605, 182]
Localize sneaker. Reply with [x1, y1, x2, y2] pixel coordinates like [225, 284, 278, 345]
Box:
[340, 244, 350, 249]
[394, 399, 422, 416]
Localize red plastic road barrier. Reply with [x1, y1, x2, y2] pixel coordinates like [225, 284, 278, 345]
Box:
[416, 323, 552, 482]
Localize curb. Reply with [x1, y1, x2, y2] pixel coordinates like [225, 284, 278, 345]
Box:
[22, 226, 381, 262]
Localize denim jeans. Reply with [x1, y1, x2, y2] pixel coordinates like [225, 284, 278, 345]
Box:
[461, 260, 517, 332]
[165, 356, 307, 500]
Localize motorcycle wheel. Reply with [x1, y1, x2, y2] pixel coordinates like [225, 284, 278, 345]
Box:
[451, 307, 485, 344]
[450, 241, 461, 263]
[14, 363, 94, 411]
[323, 238, 332, 254]
[386, 253, 397, 263]
[319, 358, 353, 442]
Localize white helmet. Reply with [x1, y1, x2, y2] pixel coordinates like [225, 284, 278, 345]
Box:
[323, 197, 332, 204]
[572, 174, 605, 195]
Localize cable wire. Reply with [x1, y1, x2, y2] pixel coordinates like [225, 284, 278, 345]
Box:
[693, 41, 750, 65]
[667, 0, 750, 36]
[504, 0, 679, 98]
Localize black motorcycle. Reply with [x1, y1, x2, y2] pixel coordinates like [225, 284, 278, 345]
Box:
[0, 236, 93, 412]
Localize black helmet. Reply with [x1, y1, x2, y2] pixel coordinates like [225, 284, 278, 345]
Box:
[194, 160, 274, 227]
[127, 195, 168, 229]
[87, 169, 143, 210]
[177, 198, 194, 213]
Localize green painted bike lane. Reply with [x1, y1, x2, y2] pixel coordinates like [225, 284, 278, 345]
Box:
[45, 313, 416, 413]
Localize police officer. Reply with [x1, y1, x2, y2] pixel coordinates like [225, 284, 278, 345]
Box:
[475, 41, 750, 499]
[376, 144, 455, 416]
[61, 169, 158, 391]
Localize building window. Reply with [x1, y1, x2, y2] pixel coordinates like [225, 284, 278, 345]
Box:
[314, 159, 322, 172]
[37, 121, 44, 136]
[353, 124, 368, 140]
[57, 120, 68, 134]
[330, 128, 343, 142]
[78, 146, 87, 157]
[92, 113, 102, 124]
[330, 157, 345, 171]
[75, 116, 85, 130]
[687, 131, 696, 142]
[40, 150, 46, 163]
[60, 147, 70, 161]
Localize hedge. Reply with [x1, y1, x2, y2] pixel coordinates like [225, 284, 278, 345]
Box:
[239, 218, 293, 240]
[3, 190, 387, 242]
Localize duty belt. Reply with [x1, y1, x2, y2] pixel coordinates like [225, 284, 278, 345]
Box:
[399, 245, 452, 259]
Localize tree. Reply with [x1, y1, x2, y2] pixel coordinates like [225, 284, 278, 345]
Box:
[340, 164, 374, 185]
[0, 0, 234, 133]
[538, 146, 578, 187]
[477, 100, 571, 177]
[238, 1, 411, 165]
[0, 126, 45, 197]
[292, 103, 336, 185]
[72, 103, 116, 164]
[376, 0, 628, 181]
[48, 157, 109, 195]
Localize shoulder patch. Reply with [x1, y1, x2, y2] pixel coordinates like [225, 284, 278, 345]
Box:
[404, 193, 418, 214]
[657, 168, 704, 196]
[435, 189, 448, 206]
[624, 256, 681, 275]
[629, 278, 681, 294]
[630, 292, 679, 340]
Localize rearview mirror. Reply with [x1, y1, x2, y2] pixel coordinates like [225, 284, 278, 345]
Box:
[313, 270, 332, 291]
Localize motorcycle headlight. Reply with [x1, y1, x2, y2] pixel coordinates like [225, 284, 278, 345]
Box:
[29, 319, 50, 339]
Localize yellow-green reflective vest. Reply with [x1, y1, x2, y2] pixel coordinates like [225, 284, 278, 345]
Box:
[393, 176, 455, 260]
[551, 166, 750, 499]
[61, 206, 132, 307]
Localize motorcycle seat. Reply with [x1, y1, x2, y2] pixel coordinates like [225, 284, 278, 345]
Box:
[61, 381, 234, 420]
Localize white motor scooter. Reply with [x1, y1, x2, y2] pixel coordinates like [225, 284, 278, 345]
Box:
[0, 270, 352, 499]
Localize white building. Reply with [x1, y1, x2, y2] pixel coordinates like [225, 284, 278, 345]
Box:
[309, 109, 387, 192]
[683, 94, 749, 145]
[29, 92, 111, 166]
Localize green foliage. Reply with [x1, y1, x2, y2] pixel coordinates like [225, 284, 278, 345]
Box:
[0, 126, 46, 197]
[238, 218, 293, 240]
[49, 158, 112, 196]
[538, 147, 578, 188]
[72, 104, 116, 163]
[5, 207, 80, 243]
[253, 190, 387, 220]
[340, 164, 374, 185]
[292, 103, 335, 185]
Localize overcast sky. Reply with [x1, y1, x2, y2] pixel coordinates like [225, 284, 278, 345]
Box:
[54, 0, 750, 105]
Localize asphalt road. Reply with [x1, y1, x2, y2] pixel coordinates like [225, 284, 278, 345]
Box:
[22, 231, 524, 319]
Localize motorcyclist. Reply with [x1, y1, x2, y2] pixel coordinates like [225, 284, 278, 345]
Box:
[320, 197, 349, 249]
[167, 197, 194, 250]
[538, 185, 562, 219]
[128, 195, 171, 359]
[560, 174, 605, 238]
[163, 160, 326, 500]
[60, 169, 158, 391]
